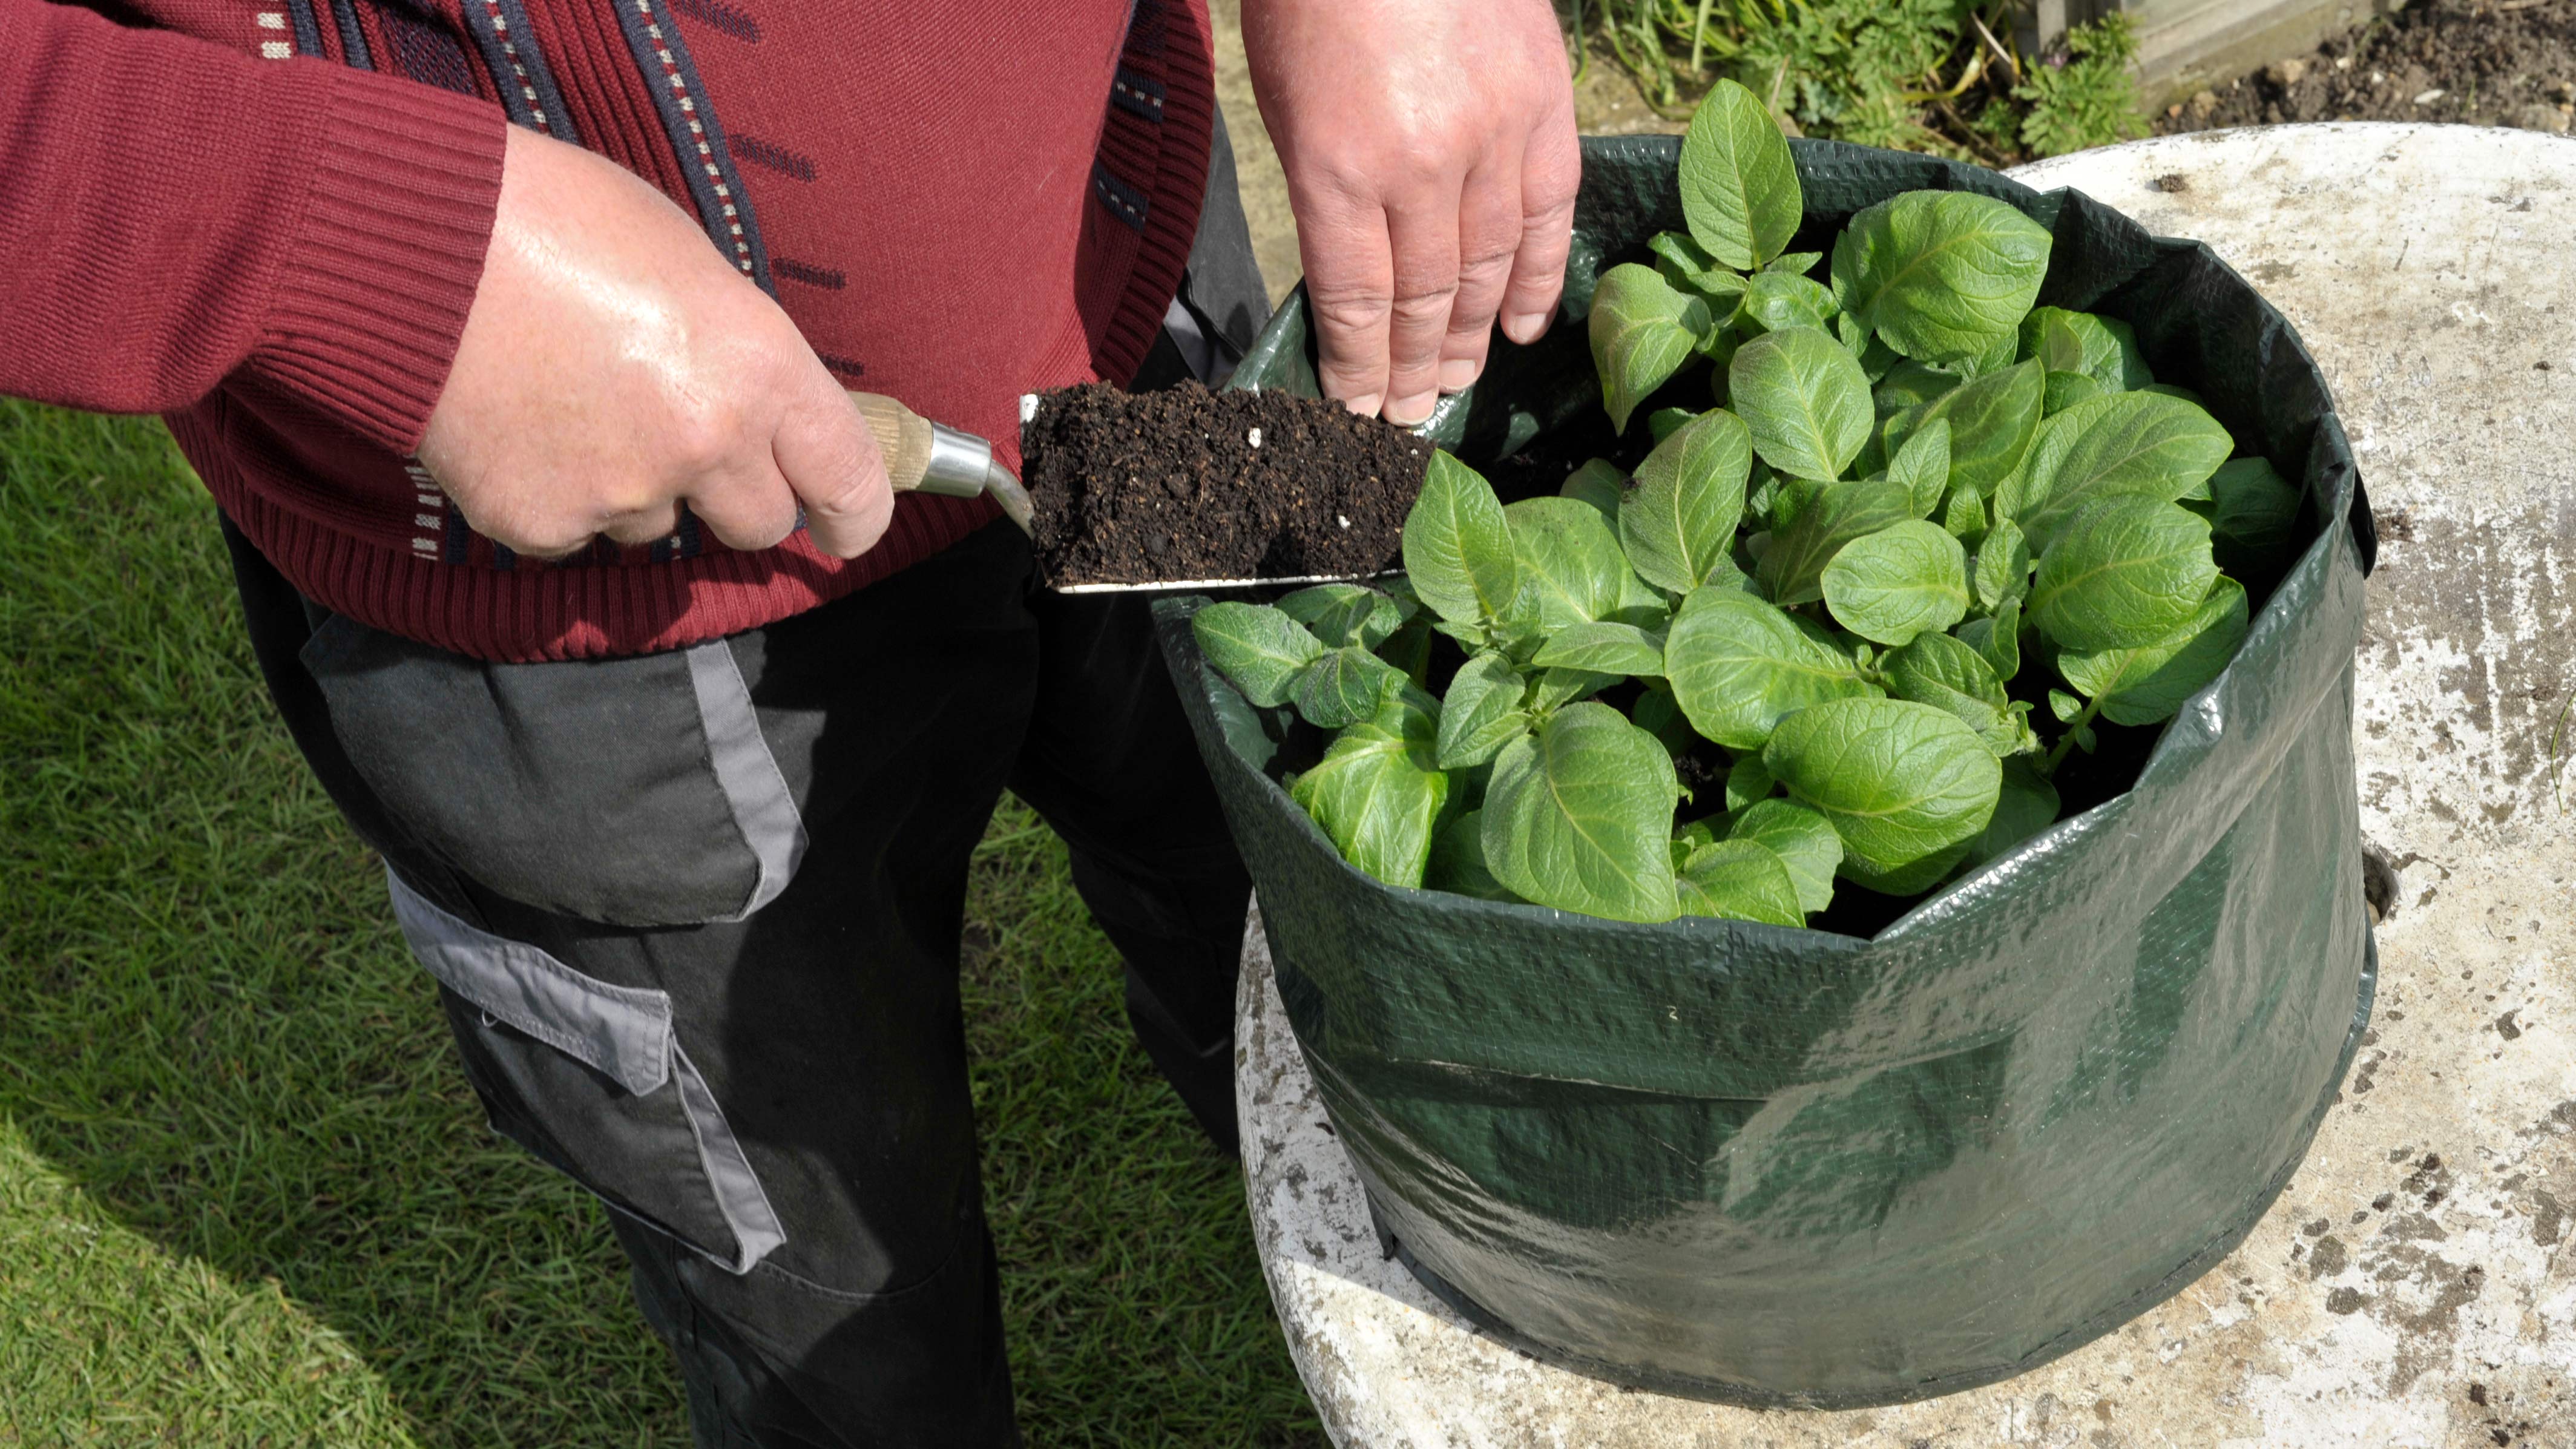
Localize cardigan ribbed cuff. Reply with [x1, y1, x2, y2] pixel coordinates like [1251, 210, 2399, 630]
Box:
[248, 69, 507, 455]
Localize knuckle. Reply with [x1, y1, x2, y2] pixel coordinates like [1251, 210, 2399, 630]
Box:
[516, 525, 592, 559]
[660, 400, 744, 475]
[706, 513, 794, 551]
[1308, 289, 1393, 339]
[1456, 244, 1517, 288]
[1389, 288, 1456, 331]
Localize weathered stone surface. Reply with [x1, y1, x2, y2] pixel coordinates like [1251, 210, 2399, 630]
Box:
[1238, 125, 2576, 1447]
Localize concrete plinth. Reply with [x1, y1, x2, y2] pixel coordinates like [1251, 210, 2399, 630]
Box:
[1237, 125, 2576, 1448]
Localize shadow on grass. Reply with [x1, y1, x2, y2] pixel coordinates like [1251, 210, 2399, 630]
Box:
[0, 403, 1323, 1447]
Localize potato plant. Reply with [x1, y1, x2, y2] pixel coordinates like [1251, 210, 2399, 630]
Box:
[1191, 79, 2302, 927]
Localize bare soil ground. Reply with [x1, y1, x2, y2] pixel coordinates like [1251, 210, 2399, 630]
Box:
[2157, 0, 2576, 136]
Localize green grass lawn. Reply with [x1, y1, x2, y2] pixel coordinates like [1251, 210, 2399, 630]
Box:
[0, 400, 1324, 1447]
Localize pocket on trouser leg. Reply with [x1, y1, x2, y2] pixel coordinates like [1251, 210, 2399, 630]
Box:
[387, 870, 787, 1273]
[301, 614, 806, 927]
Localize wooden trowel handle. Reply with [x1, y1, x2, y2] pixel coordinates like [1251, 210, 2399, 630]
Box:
[848, 390, 939, 494]
[843, 389, 1033, 532]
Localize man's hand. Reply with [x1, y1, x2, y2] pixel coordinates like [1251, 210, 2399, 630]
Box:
[1242, 0, 1579, 426]
[419, 126, 890, 559]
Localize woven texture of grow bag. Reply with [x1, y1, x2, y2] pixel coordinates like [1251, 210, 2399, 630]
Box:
[1161, 136, 2376, 1407]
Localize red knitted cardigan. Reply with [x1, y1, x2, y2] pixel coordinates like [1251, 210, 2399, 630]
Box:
[1, 0, 1214, 661]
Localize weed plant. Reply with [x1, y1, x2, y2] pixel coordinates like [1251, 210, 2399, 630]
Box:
[1565, 0, 2145, 161]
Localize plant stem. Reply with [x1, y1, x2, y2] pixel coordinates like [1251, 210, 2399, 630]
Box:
[2040, 692, 2103, 777]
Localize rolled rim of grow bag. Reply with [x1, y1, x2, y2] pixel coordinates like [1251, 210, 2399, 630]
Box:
[1174, 134, 2377, 1408]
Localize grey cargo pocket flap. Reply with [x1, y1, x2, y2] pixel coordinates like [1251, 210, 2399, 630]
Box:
[386, 870, 675, 1097]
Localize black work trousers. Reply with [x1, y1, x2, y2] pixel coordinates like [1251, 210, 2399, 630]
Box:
[222, 509, 1252, 1446]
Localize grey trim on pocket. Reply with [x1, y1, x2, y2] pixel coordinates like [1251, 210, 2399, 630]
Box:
[685, 640, 809, 919]
[387, 870, 674, 1097]
[671, 1042, 789, 1270]
[386, 870, 787, 1274]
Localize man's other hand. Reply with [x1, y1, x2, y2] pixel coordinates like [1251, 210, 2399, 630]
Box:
[419, 126, 890, 559]
[1242, 0, 1579, 427]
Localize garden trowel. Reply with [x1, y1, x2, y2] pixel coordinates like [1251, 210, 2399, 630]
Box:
[848, 390, 1036, 534]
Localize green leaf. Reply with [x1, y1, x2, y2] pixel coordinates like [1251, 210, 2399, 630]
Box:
[1676, 77, 1801, 270]
[1855, 332, 1903, 382]
[1559, 458, 1628, 528]
[1730, 327, 1873, 480]
[1648, 231, 1750, 309]
[1832, 191, 2053, 363]
[1724, 752, 1776, 812]
[1972, 517, 2030, 611]
[1664, 585, 1879, 749]
[1756, 478, 1915, 605]
[2207, 456, 2303, 577]
[2018, 390, 2236, 548]
[1436, 651, 1530, 769]
[1276, 583, 1399, 649]
[1671, 815, 1721, 866]
[1820, 520, 1970, 646]
[1430, 617, 1487, 649]
[1290, 689, 1450, 888]
[2058, 576, 2248, 726]
[1737, 271, 1838, 335]
[1767, 250, 1823, 276]
[1837, 840, 1970, 896]
[1611, 565, 1678, 628]
[1482, 702, 1681, 922]
[1191, 602, 1324, 708]
[1950, 329, 2023, 380]
[1885, 631, 2031, 755]
[1763, 696, 2002, 870]
[1425, 809, 1519, 901]
[1744, 470, 1782, 533]
[1379, 575, 1424, 620]
[1590, 264, 1714, 434]
[1673, 838, 1805, 925]
[1632, 686, 1694, 755]
[1958, 597, 2022, 680]
[2019, 307, 2150, 390]
[1379, 614, 1434, 685]
[2028, 498, 2220, 652]
[1505, 496, 1628, 631]
[1961, 756, 2060, 867]
[1403, 452, 1519, 626]
[2044, 369, 2103, 415]
[1996, 393, 2091, 523]
[1644, 407, 1698, 443]
[1874, 358, 1960, 417]
[1890, 417, 1951, 518]
[1529, 665, 1619, 712]
[1532, 620, 1668, 677]
[1619, 407, 1752, 593]
[1941, 480, 1986, 542]
[1725, 797, 1842, 913]
[2048, 688, 2085, 723]
[1293, 645, 1404, 728]
[1887, 358, 2045, 500]
[1697, 318, 1746, 368]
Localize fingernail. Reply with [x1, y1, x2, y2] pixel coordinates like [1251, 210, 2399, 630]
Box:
[1438, 358, 1480, 393]
[1384, 392, 1438, 427]
[1505, 311, 1552, 344]
[1338, 393, 1382, 418]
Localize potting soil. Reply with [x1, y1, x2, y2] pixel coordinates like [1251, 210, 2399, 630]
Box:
[1021, 381, 1427, 585]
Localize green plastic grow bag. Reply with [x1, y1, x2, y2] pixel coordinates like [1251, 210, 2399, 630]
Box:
[1156, 136, 2376, 1407]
